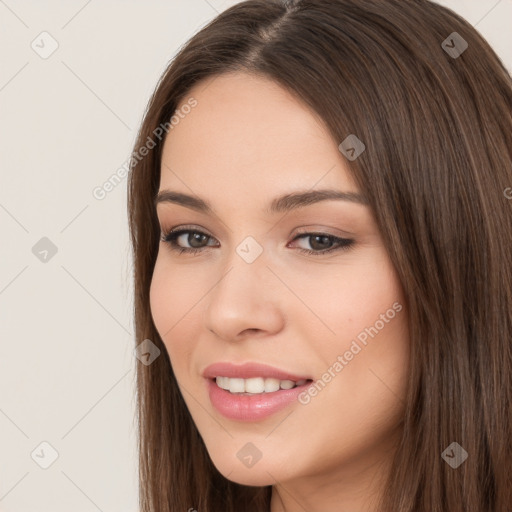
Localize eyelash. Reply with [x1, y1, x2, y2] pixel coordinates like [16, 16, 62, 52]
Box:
[159, 226, 355, 257]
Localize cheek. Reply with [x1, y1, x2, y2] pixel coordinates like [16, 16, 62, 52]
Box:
[304, 254, 409, 407]
[149, 257, 207, 370]
[149, 259, 172, 334]
[295, 254, 405, 350]
[339, 259, 408, 375]
[347, 263, 404, 336]
[149, 257, 198, 332]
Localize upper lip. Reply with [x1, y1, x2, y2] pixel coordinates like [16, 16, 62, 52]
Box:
[202, 362, 312, 381]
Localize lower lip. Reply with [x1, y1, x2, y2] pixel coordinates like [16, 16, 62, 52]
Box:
[206, 378, 311, 421]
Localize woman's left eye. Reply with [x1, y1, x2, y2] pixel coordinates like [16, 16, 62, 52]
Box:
[160, 228, 355, 256]
[291, 233, 355, 255]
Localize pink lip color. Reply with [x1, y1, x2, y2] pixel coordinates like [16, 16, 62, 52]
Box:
[202, 362, 313, 422]
[206, 378, 311, 422]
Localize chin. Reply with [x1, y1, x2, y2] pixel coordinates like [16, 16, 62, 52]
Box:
[220, 466, 276, 487]
[207, 450, 283, 486]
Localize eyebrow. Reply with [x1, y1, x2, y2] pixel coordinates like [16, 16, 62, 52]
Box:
[154, 188, 369, 215]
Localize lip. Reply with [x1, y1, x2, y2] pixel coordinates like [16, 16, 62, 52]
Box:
[206, 378, 312, 422]
[202, 362, 313, 422]
[202, 362, 312, 381]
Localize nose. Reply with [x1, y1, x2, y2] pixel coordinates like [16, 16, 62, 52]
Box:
[203, 252, 285, 342]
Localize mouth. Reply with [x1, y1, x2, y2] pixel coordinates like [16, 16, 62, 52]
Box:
[210, 376, 313, 395]
[202, 362, 314, 421]
[205, 376, 314, 421]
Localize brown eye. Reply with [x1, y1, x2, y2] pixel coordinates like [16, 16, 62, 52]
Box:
[291, 233, 355, 255]
[160, 228, 218, 255]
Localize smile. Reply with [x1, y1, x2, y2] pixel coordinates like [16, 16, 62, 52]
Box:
[214, 376, 309, 394]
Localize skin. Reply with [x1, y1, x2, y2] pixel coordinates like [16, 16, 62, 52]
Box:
[149, 71, 410, 512]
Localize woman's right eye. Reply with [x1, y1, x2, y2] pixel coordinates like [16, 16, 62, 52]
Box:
[160, 228, 217, 255]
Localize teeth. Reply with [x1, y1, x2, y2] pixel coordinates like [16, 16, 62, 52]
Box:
[246, 377, 265, 393]
[264, 378, 280, 392]
[215, 376, 308, 394]
[280, 379, 295, 389]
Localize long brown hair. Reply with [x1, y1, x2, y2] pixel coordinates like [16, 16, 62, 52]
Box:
[127, 1, 512, 510]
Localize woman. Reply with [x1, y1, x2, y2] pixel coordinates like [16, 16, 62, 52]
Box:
[127, 0, 512, 510]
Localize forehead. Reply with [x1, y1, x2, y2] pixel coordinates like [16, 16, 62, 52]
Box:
[159, 72, 358, 203]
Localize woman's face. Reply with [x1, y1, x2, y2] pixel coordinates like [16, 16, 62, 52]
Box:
[150, 71, 409, 507]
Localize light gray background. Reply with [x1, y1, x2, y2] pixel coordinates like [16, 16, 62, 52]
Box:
[0, 1, 510, 511]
